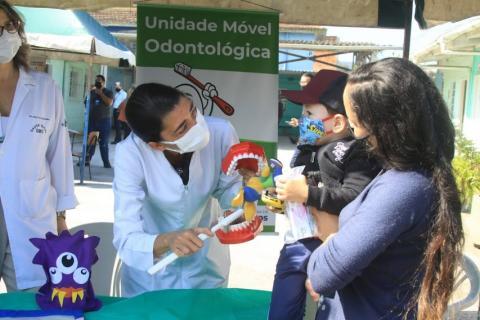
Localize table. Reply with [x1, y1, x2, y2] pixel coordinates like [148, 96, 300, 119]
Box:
[0, 288, 271, 320]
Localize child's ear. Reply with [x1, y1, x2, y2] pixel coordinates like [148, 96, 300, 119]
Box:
[332, 114, 348, 134]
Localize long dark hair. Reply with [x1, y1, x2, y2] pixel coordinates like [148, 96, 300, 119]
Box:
[0, 1, 29, 71]
[125, 83, 186, 143]
[346, 58, 463, 320]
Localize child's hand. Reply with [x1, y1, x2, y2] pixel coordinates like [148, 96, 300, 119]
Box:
[275, 175, 308, 203]
[288, 117, 299, 127]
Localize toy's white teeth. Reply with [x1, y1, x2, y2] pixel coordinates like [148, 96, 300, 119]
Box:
[227, 162, 235, 175]
[226, 152, 265, 176]
[228, 220, 252, 231]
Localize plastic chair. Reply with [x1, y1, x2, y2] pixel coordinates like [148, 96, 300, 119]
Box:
[70, 222, 122, 297]
[72, 131, 99, 180]
[446, 254, 480, 319]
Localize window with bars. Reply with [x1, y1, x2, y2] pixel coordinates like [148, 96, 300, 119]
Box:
[69, 68, 85, 100]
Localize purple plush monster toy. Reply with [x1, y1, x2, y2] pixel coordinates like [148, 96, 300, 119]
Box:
[30, 230, 102, 311]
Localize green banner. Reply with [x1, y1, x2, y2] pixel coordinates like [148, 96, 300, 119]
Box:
[137, 4, 278, 74]
[137, 4, 279, 234]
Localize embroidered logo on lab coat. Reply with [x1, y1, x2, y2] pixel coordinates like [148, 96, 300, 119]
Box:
[332, 142, 348, 163]
[30, 123, 47, 134]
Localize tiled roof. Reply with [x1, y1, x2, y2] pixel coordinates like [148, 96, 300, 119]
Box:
[280, 39, 401, 51]
[89, 8, 334, 31]
[89, 7, 137, 26]
[88, 7, 402, 51]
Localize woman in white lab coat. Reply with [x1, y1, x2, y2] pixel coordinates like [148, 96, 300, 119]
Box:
[113, 83, 243, 296]
[0, 1, 77, 291]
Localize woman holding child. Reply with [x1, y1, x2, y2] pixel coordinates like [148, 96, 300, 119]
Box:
[304, 58, 463, 320]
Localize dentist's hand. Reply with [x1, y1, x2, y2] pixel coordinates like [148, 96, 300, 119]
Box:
[154, 228, 213, 258]
[275, 174, 309, 203]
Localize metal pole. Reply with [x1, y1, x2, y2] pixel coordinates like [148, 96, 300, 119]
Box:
[403, 0, 413, 60]
[80, 54, 93, 184]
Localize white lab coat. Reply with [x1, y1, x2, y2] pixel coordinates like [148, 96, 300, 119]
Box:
[113, 117, 242, 297]
[0, 68, 78, 289]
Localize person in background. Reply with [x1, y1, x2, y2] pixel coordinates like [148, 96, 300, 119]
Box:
[0, 0, 77, 291]
[86, 74, 113, 168]
[111, 81, 127, 144]
[306, 58, 464, 320]
[287, 72, 314, 144]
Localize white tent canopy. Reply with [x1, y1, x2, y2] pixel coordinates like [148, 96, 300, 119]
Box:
[16, 6, 136, 66]
[11, 0, 480, 28]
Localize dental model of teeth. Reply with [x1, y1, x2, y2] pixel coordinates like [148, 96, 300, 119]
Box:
[217, 142, 273, 244]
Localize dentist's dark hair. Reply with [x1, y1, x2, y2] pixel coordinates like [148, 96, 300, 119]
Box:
[126, 83, 186, 143]
[346, 57, 463, 320]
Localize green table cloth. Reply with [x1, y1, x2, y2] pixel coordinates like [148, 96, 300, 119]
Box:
[0, 288, 271, 319]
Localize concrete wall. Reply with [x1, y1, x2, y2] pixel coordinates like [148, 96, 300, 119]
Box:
[105, 67, 135, 93]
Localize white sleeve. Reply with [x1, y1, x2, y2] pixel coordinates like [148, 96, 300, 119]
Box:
[112, 141, 157, 271]
[212, 121, 242, 209]
[46, 82, 78, 211]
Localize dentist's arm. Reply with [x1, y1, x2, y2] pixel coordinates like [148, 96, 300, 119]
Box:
[113, 142, 159, 271]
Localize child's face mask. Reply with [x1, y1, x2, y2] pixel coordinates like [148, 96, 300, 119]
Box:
[298, 115, 334, 145]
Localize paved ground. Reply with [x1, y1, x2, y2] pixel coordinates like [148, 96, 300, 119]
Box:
[1, 135, 478, 318]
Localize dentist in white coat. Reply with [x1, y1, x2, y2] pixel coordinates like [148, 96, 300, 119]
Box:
[113, 83, 243, 297]
[0, 1, 77, 291]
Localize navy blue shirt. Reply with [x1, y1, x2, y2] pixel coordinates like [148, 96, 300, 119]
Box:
[89, 88, 113, 122]
[307, 169, 435, 320]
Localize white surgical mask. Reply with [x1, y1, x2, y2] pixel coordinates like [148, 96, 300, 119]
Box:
[0, 31, 21, 64]
[162, 110, 210, 154]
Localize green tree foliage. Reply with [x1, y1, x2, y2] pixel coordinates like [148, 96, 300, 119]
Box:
[453, 131, 480, 211]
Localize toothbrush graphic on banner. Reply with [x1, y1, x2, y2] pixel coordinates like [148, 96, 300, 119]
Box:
[174, 62, 235, 116]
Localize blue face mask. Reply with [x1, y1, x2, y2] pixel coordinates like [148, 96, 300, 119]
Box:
[298, 115, 333, 145]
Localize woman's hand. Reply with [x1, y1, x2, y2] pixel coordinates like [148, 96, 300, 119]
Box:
[154, 228, 213, 258]
[305, 278, 320, 302]
[275, 175, 309, 203]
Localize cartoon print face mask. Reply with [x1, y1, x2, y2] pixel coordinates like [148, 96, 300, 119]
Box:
[298, 115, 334, 145]
[30, 230, 102, 312]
